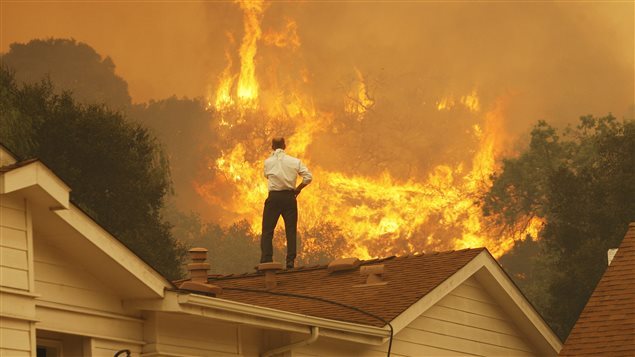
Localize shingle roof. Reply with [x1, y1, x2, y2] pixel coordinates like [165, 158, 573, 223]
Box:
[559, 223, 635, 356]
[194, 248, 484, 327]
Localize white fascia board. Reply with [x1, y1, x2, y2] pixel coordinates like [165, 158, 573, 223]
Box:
[389, 250, 488, 334]
[127, 291, 389, 345]
[1, 161, 69, 208]
[53, 205, 172, 298]
[388, 249, 561, 356]
[476, 252, 562, 355]
[1, 160, 171, 298]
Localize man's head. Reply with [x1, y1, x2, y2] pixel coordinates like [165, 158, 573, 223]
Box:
[272, 137, 286, 150]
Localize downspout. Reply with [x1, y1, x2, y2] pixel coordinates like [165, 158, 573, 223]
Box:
[261, 326, 320, 357]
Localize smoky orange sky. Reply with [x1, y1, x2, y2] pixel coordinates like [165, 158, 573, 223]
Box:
[2, 1, 633, 124]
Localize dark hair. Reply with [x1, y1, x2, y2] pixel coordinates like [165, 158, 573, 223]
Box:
[272, 137, 286, 150]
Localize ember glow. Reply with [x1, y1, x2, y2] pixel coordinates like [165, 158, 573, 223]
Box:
[194, 1, 544, 260]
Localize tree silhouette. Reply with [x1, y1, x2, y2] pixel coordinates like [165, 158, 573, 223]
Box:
[2, 38, 131, 110]
[0, 67, 186, 279]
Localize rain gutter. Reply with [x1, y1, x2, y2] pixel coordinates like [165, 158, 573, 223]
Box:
[261, 326, 319, 357]
[176, 293, 389, 344]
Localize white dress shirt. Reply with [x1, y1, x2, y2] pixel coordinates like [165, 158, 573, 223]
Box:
[264, 149, 312, 191]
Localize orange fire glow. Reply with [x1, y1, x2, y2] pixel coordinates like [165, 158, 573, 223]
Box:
[197, 1, 542, 261]
[345, 68, 374, 121]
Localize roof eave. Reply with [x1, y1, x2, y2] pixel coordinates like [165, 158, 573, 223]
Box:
[1, 160, 173, 299]
[1, 160, 70, 209]
[389, 250, 562, 356]
[476, 251, 563, 355]
[127, 290, 390, 345]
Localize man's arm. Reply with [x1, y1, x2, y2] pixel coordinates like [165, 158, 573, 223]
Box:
[295, 161, 312, 196]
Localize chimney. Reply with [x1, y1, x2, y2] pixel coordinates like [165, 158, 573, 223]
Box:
[355, 264, 388, 287]
[257, 262, 283, 289]
[607, 248, 619, 266]
[179, 247, 222, 297]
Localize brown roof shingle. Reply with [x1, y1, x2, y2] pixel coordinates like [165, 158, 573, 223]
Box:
[198, 248, 484, 327]
[559, 223, 635, 356]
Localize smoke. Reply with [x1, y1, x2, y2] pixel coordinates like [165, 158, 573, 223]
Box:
[2, 1, 633, 254]
[198, 1, 633, 175]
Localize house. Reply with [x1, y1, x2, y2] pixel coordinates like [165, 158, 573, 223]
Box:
[0, 144, 562, 356]
[559, 223, 635, 356]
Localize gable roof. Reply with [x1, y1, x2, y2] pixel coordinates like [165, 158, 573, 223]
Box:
[175, 246, 562, 354]
[203, 249, 484, 328]
[559, 222, 635, 356]
[0, 154, 173, 299]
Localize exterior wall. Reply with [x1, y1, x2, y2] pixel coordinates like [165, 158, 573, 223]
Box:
[142, 312, 263, 356]
[410, 275, 537, 356]
[33, 238, 145, 354]
[0, 317, 34, 357]
[0, 195, 36, 357]
[0, 195, 32, 291]
[296, 276, 537, 357]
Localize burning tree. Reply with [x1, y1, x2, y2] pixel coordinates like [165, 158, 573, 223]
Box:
[192, 0, 541, 263]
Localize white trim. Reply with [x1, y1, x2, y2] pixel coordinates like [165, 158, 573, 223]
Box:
[388, 250, 562, 356]
[36, 300, 144, 323]
[25, 199, 35, 293]
[35, 338, 63, 357]
[0, 312, 40, 322]
[390, 251, 486, 334]
[1, 160, 170, 298]
[179, 293, 389, 339]
[0, 161, 70, 208]
[476, 252, 562, 355]
[35, 326, 145, 346]
[52, 206, 171, 298]
[0, 286, 41, 298]
[126, 291, 389, 345]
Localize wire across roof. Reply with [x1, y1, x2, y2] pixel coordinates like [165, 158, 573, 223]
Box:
[197, 248, 484, 327]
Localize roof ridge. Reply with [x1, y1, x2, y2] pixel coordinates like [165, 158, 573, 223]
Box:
[190, 247, 486, 282]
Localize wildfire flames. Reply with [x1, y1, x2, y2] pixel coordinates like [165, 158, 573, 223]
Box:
[196, 0, 542, 260]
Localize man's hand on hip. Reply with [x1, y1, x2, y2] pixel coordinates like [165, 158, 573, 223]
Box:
[294, 182, 308, 197]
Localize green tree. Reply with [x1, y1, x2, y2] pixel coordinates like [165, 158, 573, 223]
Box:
[484, 115, 635, 339]
[1, 38, 131, 110]
[0, 67, 186, 279]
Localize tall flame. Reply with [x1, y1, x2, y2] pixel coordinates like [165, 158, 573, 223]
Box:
[236, 0, 264, 108]
[199, 1, 542, 261]
[212, 0, 265, 113]
[345, 68, 375, 120]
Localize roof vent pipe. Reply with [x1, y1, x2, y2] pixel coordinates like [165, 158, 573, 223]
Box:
[257, 262, 283, 289]
[355, 264, 388, 287]
[187, 247, 210, 283]
[327, 257, 360, 272]
[180, 247, 223, 296]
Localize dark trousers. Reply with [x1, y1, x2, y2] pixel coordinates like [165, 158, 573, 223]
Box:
[260, 190, 297, 267]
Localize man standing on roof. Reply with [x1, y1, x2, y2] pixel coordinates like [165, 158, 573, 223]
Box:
[261, 137, 312, 269]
